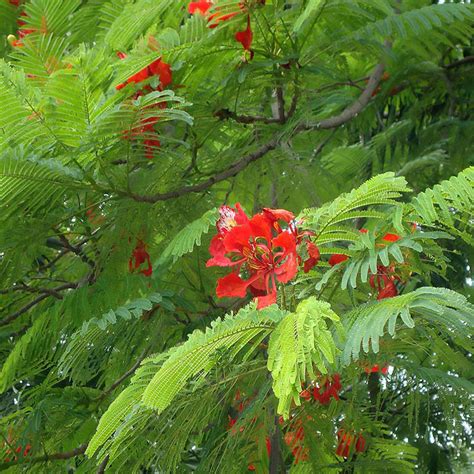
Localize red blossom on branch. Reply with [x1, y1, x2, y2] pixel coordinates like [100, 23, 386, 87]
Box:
[336, 430, 366, 458]
[369, 264, 401, 300]
[235, 15, 253, 52]
[129, 240, 153, 277]
[207, 204, 317, 309]
[382, 232, 401, 242]
[313, 374, 342, 405]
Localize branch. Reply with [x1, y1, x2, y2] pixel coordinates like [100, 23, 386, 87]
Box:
[57, 234, 95, 268]
[0, 282, 78, 326]
[123, 45, 389, 204]
[98, 348, 149, 400]
[127, 139, 279, 203]
[213, 108, 281, 124]
[444, 55, 474, 70]
[0, 444, 88, 471]
[297, 52, 389, 132]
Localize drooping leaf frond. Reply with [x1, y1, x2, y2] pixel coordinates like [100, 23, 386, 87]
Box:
[141, 304, 286, 412]
[342, 287, 474, 364]
[267, 297, 340, 418]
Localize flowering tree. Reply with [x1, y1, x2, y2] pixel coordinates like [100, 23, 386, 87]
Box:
[0, 0, 473, 472]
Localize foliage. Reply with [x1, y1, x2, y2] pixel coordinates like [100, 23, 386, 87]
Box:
[0, 0, 473, 472]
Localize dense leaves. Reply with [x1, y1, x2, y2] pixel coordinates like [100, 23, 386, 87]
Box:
[0, 0, 473, 473]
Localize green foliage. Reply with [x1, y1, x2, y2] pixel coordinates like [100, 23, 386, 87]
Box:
[301, 172, 410, 246]
[410, 166, 474, 243]
[342, 287, 474, 364]
[141, 303, 285, 412]
[267, 297, 340, 419]
[0, 0, 473, 472]
[156, 207, 218, 266]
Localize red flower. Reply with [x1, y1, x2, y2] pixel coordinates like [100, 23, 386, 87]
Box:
[382, 232, 400, 242]
[377, 280, 398, 300]
[129, 240, 153, 277]
[208, 205, 299, 309]
[235, 15, 253, 51]
[303, 241, 320, 273]
[266, 436, 271, 456]
[359, 228, 368, 233]
[188, 1, 212, 15]
[116, 51, 127, 60]
[207, 203, 249, 267]
[364, 363, 388, 375]
[9, 0, 21, 7]
[313, 374, 341, 405]
[208, 10, 241, 28]
[369, 265, 400, 300]
[247, 464, 256, 471]
[336, 429, 354, 458]
[300, 389, 311, 401]
[116, 57, 172, 91]
[355, 433, 366, 453]
[328, 253, 349, 266]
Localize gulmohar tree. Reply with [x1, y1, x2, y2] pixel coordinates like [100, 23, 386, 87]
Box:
[0, 0, 473, 472]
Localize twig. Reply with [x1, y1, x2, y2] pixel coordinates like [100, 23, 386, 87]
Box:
[98, 348, 149, 400]
[0, 444, 88, 471]
[96, 455, 109, 473]
[0, 283, 78, 326]
[57, 234, 95, 268]
[127, 139, 280, 203]
[444, 55, 474, 70]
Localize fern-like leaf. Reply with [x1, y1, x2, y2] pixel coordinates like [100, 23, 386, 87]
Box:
[267, 297, 340, 418]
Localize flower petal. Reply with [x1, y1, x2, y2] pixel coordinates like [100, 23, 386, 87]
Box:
[216, 272, 253, 298]
[328, 254, 349, 266]
[206, 235, 233, 267]
[235, 16, 253, 51]
[256, 290, 277, 309]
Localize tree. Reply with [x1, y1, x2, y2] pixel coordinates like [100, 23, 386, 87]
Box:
[0, 0, 473, 472]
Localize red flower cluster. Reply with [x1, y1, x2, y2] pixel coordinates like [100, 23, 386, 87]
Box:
[313, 374, 342, 405]
[336, 429, 366, 458]
[207, 204, 319, 309]
[299, 374, 342, 406]
[188, 1, 265, 59]
[8, 9, 37, 47]
[115, 56, 172, 92]
[284, 420, 308, 464]
[369, 264, 400, 300]
[116, 53, 172, 159]
[3, 444, 31, 463]
[364, 364, 388, 375]
[129, 240, 152, 277]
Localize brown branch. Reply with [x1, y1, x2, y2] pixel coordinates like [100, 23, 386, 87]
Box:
[97, 455, 109, 473]
[98, 348, 149, 401]
[444, 55, 474, 70]
[275, 86, 286, 123]
[57, 234, 95, 267]
[127, 139, 279, 203]
[0, 282, 78, 326]
[296, 51, 389, 132]
[122, 44, 389, 204]
[0, 444, 88, 471]
[213, 108, 281, 124]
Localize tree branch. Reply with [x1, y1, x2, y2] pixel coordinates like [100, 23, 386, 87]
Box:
[127, 139, 279, 203]
[0, 282, 78, 326]
[297, 49, 389, 132]
[444, 55, 474, 70]
[98, 348, 149, 401]
[123, 45, 389, 204]
[0, 444, 88, 471]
